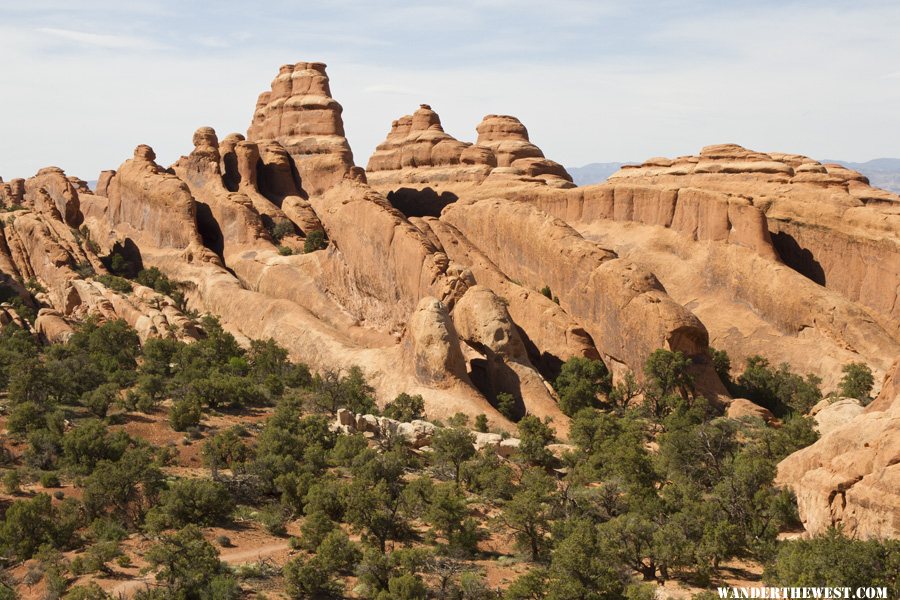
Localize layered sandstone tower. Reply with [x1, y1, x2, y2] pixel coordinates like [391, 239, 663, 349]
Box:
[366, 104, 573, 192]
[248, 62, 363, 197]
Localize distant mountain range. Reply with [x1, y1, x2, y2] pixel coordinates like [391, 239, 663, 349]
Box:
[566, 162, 629, 186]
[823, 158, 900, 194]
[567, 158, 900, 194]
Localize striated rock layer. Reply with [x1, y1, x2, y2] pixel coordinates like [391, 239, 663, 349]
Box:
[606, 144, 900, 340]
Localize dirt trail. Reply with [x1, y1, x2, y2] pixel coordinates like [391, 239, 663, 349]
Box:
[108, 540, 291, 596]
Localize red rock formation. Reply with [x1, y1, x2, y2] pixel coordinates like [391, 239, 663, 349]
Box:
[777, 359, 900, 538]
[475, 114, 572, 183]
[367, 104, 491, 184]
[366, 105, 573, 195]
[0, 177, 26, 207]
[607, 144, 900, 338]
[23, 166, 82, 225]
[247, 62, 359, 197]
[441, 197, 721, 393]
[0, 165, 200, 343]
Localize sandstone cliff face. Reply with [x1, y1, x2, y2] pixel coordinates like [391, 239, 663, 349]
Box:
[362, 115, 898, 538]
[607, 144, 900, 338]
[367, 133, 898, 391]
[66, 62, 714, 432]
[22, 166, 82, 226]
[440, 197, 723, 395]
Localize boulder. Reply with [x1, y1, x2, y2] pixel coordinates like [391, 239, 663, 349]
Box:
[777, 359, 900, 538]
[726, 398, 775, 423]
[809, 398, 865, 436]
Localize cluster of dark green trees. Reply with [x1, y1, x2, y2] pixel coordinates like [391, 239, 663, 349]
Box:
[0, 317, 895, 600]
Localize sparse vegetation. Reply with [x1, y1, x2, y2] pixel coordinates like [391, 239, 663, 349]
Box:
[270, 218, 295, 243]
[0, 315, 871, 597]
[838, 362, 875, 403]
[303, 229, 327, 253]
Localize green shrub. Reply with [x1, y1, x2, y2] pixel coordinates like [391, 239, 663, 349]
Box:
[554, 357, 612, 416]
[40, 471, 60, 488]
[474, 413, 489, 433]
[145, 525, 230, 597]
[2, 470, 21, 494]
[765, 528, 898, 593]
[838, 362, 874, 403]
[383, 392, 426, 421]
[257, 503, 288, 536]
[516, 416, 555, 466]
[736, 356, 822, 416]
[95, 274, 133, 294]
[146, 478, 234, 530]
[303, 230, 327, 253]
[299, 510, 336, 551]
[169, 397, 202, 431]
[270, 219, 295, 242]
[283, 554, 341, 598]
[495, 392, 517, 420]
[81, 382, 119, 418]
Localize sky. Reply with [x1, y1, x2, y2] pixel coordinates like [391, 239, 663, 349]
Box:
[1, 0, 899, 181]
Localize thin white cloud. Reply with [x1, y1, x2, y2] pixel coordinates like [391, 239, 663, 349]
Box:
[192, 35, 230, 49]
[364, 84, 423, 96]
[35, 27, 164, 50]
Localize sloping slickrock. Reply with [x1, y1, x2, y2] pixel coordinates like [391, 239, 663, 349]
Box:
[79, 130, 511, 428]
[809, 398, 866, 436]
[453, 285, 569, 432]
[23, 166, 82, 225]
[726, 398, 776, 423]
[100, 145, 210, 253]
[415, 216, 601, 377]
[0, 167, 199, 342]
[441, 196, 723, 394]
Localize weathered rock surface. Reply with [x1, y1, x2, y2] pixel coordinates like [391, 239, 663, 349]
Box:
[726, 398, 776, 424]
[23, 166, 82, 225]
[441, 197, 723, 395]
[0, 164, 201, 342]
[607, 144, 900, 338]
[777, 359, 900, 538]
[809, 398, 866, 436]
[248, 62, 359, 196]
[7, 61, 898, 538]
[366, 105, 573, 199]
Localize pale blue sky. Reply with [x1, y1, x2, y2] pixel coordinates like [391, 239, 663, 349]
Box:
[1, 1, 899, 180]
